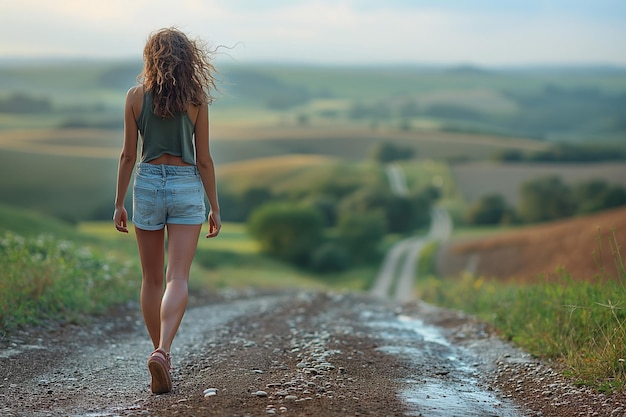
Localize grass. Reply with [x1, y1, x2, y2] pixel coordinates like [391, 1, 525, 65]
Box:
[418, 229, 626, 392]
[0, 204, 82, 239]
[0, 148, 118, 223]
[193, 221, 376, 292]
[79, 221, 373, 293]
[217, 154, 338, 193]
[217, 156, 390, 201]
[0, 206, 140, 332]
[0, 231, 140, 332]
[1, 206, 375, 334]
[252, 64, 626, 100]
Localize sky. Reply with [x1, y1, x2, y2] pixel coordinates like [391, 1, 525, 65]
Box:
[1, 0, 625, 66]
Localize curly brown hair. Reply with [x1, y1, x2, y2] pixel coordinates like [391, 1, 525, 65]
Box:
[140, 27, 218, 118]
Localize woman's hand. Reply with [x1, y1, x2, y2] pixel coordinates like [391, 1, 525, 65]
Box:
[206, 211, 221, 238]
[114, 207, 129, 233]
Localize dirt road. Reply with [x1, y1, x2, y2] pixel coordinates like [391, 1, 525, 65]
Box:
[3, 289, 626, 416]
[370, 207, 452, 303]
[0, 290, 522, 417]
[374, 164, 452, 303]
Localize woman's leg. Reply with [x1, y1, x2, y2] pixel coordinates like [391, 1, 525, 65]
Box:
[158, 223, 202, 353]
[135, 227, 165, 349]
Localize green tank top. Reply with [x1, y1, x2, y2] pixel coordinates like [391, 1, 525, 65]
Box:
[137, 91, 196, 165]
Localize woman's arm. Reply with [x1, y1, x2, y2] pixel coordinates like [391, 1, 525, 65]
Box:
[194, 103, 221, 238]
[113, 87, 140, 233]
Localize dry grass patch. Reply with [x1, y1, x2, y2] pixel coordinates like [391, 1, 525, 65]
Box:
[0, 128, 119, 158]
[217, 154, 337, 191]
[439, 206, 626, 283]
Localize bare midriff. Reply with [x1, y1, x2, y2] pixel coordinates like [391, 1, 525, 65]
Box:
[147, 153, 192, 166]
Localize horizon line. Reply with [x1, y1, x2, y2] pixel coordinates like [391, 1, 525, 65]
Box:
[1, 56, 626, 71]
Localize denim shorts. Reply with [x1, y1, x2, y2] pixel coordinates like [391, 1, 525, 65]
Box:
[132, 163, 206, 231]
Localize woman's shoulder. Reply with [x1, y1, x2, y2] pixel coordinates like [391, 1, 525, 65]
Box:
[187, 102, 207, 126]
[125, 85, 145, 117]
[126, 85, 146, 107]
[127, 85, 145, 98]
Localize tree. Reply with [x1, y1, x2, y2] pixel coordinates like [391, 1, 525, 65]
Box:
[337, 211, 386, 263]
[309, 242, 351, 272]
[465, 194, 513, 225]
[491, 149, 524, 162]
[218, 186, 274, 222]
[247, 203, 324, 266]
[386, 195, 416, 233]
[369, 142, 415, 163]
[306, 194, 339, 227]
[573, 180, 626, 215]
[601, 186, 626, 209]
[337, 186, 433, 234]
[518, 176, 574, 223]
[573, 179, 611, 215]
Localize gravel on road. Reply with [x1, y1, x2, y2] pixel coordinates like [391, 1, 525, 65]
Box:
[1, 289, 625, 417]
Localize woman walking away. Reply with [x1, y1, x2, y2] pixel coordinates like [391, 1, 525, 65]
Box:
[113, 27, 221, 394]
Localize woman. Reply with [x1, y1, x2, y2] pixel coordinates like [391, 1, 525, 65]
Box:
[113, 27, 221, 394]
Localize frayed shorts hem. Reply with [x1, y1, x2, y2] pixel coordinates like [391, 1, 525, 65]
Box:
[134, 220, 204, 231]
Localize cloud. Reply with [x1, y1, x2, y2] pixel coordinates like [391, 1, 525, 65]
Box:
[207, 1, 626, 65]
[0, 0, 624, 65]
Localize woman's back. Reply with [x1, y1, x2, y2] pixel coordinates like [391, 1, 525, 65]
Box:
[136, 89, 196, 166]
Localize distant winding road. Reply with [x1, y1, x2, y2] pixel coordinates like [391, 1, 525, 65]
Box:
[370, 164, 452, 302]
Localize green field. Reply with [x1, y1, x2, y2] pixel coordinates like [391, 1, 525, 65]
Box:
[0, 148, 118, 223]
[3, 60, 626, 140]
[2, 60, 624, 223]
[1, 124, 621, 226]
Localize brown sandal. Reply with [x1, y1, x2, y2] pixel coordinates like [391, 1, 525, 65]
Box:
[147, 348, 172, 394]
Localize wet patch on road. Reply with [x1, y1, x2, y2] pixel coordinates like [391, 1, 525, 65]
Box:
[364, 307, 527, 416]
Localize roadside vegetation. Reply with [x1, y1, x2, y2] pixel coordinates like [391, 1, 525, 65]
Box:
[0, 205, 376, 334]
[0, 226, 139, 332]
[418, 229, 626, 393]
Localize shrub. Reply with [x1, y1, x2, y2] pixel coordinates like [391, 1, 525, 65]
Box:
[574, 180, 626, 215]
[338, 187, 386, 215]
[219, 186, 274, 222]
[247, 202, 324, 266]
[465, 194, 514, 225]
[309, 242, 351, 272]
[306, 195, 339, 227]
[518, 175, 575, 223]
[338, 187, 433, 234]
[0, 232, 138, 331]
[337, 210, 386, 263]
[369, 142, 415, 163]
[491, 149, 525, 162]
[385, 195, 416, 233]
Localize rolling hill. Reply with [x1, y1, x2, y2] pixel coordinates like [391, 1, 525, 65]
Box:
[438, 206, 626, 282]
